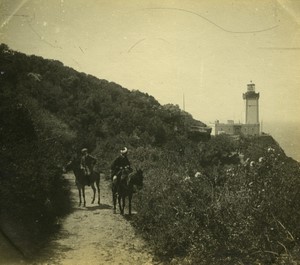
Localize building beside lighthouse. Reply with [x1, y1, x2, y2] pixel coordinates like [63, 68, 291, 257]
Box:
[214, 82, 260, 136]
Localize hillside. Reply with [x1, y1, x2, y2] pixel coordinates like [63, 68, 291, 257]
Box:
[0, 43, 207, 150]
[1, 43, 300, 265]
[0, 43, 207, 255]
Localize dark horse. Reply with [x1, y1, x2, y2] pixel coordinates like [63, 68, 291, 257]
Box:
[112, 168, 144, 215]
[65, 159, 100, 207]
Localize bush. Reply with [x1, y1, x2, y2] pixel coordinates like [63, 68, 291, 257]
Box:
[0, 95, 73, 255]
[132, 138, 300, 264]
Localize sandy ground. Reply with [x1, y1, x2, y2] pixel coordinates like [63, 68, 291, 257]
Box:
[1, 173, 160, 265]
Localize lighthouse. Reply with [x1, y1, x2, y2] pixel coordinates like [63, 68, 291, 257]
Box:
[213, 81, 261, 136]
[242, 82, 260, 135]
[243, 82, 260, 124]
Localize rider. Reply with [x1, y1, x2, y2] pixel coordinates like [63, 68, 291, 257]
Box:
[110, 147, 132, 182]
[80, 148, 97, 186]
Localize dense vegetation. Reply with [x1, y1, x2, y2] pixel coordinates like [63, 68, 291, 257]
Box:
[0, 43, 299, 264]
[0, 43, 205, 256]
[132, 136, 300, 264]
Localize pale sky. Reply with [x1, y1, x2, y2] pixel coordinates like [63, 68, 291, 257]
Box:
[1, 0, 300, 125]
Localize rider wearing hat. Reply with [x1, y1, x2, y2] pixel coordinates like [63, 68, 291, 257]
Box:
[80, 148, 97, 186]
[110, 147, 132, 181]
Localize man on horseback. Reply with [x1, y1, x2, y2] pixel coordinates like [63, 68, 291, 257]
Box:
[110, 147, 132, 182]
[80, 148, 97, 186]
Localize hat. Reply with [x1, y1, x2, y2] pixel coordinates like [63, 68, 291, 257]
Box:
[120, 147, 128, 154]
[81, 148, 88, 153]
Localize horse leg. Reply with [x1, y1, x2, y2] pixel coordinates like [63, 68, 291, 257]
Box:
[118, 194, 123, 215]
[96, 179, 100, 205]
[112, 190, 117, 213]
[121, 196, 125, 215]
[112, 183, 117, 213]
[82, 187, 86, 207]
[123, 196, 126, 215]
[91, 183, 96, 204]
[128, 193, 132, 215]
[117, 194, 121, 213]
[78, 187, 82, 206]
[113, 193, 116, 213]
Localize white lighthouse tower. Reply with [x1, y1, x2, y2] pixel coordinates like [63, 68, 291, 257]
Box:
[242, 82, 260, 135]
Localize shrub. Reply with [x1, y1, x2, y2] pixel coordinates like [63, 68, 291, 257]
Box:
[132, 139, 300, 264]
[0, 95, 73, 255]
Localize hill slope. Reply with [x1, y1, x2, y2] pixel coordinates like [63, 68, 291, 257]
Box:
[0, 43, 208, 257]
[1, 43, 299, 265]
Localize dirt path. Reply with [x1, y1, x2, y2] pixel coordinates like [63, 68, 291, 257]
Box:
[33, 173, 159, 265]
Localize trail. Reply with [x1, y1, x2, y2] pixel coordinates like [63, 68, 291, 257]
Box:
[34, 173, 158, 265]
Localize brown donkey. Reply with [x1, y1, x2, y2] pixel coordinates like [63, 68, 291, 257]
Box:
[112, 168, 143, 215]
[65, 159, 100, 207]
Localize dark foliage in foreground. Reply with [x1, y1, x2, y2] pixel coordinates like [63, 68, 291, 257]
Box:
[132, 136, 300, 265]
[0, 43, 204, 256]
[0, 87, 73, 255]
